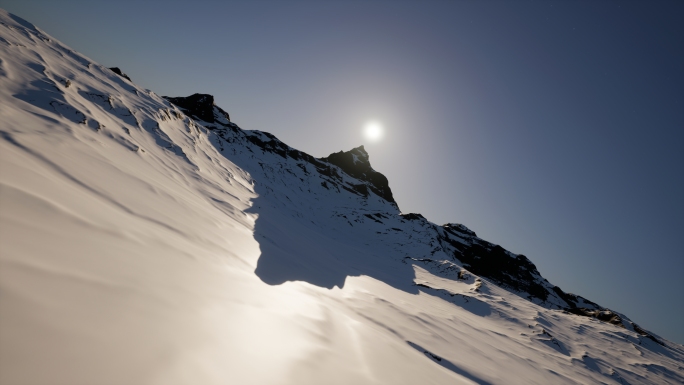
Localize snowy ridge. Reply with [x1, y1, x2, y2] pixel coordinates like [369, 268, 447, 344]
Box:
[1, 9, 682, 384]
[168, 92, 652, 334]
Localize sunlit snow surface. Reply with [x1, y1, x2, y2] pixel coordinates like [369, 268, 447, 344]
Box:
[0, 10, 682, 385]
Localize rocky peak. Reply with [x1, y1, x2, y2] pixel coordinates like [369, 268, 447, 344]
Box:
[325, 145, 370, 170]
[108, 67, 131, 82]
[163, 93, 230, 124]
[323, 145, 394, 203]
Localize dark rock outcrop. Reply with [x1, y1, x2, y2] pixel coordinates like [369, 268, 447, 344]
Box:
[401, 213, 426, 221]
[563, 308, 663, 344]
[437, 223, 603, 312]
[163, 93, 230, 123]
[322, 146, 395, 204]
[566, 308, 624, 327]
[109, 67, 131, 82]
[632, 322, 665, 345]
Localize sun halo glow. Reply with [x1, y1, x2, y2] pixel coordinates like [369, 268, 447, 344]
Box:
[363, 121, 383, 142]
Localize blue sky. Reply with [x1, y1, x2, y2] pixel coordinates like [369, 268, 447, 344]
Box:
[4, 0, 683, 343]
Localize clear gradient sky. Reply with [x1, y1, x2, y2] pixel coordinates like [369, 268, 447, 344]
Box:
[3, 0, 683, 344]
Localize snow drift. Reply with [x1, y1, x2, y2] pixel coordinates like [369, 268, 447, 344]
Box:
[1, 9, 682, 385]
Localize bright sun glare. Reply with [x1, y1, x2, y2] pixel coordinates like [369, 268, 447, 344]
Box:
[363, 121, 383, 142]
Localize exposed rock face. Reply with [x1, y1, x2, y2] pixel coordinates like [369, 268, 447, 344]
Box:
[108, 67, 131, 82]
[218, 128, 397, 207]
[401, 213, 426, 221]
[567, 308, 624, 327]
[322, 146, 395, 204]
[437, 222, 601, 311]
[564, 308, 663, 344]
[163, 93, 230, 124]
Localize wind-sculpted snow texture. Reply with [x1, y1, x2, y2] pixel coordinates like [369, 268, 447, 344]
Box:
[1, 10, 682, 385]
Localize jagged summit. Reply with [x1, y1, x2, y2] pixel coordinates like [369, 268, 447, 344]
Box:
[163, 93, 230, 124]
[323, 145, 395, 203]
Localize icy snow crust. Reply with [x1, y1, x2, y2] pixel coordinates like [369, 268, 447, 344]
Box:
[1, 10, 682, 385]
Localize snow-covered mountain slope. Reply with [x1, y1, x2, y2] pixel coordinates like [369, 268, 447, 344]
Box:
[1, 10, 682, 385]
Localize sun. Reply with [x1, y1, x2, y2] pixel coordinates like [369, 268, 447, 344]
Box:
[363, 121, 383, 142]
